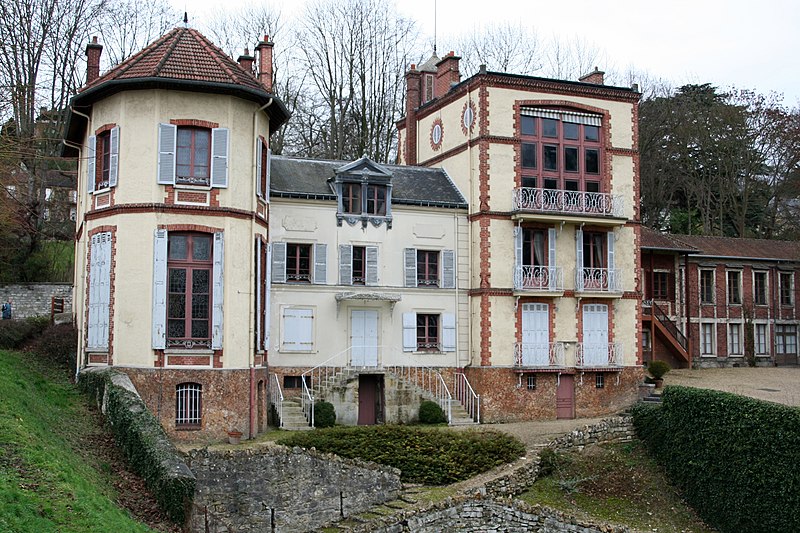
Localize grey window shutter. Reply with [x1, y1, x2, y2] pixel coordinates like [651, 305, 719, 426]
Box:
[402, 312, 416, 352]
[87, 135, 96, 193]
[211, 127, 229, 188]
[87, 234, 97, 347]
[282, 308, 314, 351]
[366, 246, 379, 286]
[157, 124, 176, 185]
[265, 148, 272, 202]
[513, 226, 522, 287]
[548, 227, 557, 290]
[255, 238, 262, 349]
[404, 248, 417, 287]
[442, 313, 456, 351]
[339, 244, 353, 285]
[87, 232, 111, 350]
[272, 242, 286, 283]
[255, 140, 263, 198]
[212, 232, 224, 349]
[442, 249, 455, 288]
[607, 231, 615, 270]
[264, 243, 271, 350]
[151, 229, 168, 349]
[576, 228, 584, 291]
[314, 243, 327, 284]
[109, 126, 120, 187]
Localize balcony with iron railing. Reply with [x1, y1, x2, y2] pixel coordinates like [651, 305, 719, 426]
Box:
[514, 342, 566, 368]
[576, 267, 623, 294]
[513, 265, 564, 292]
[512, 187, 625, 222]
[575, 342, 623, 368]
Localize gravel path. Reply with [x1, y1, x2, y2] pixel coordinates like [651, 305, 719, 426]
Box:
[450, 416, 610, 449]
[664, 367, 800, 407]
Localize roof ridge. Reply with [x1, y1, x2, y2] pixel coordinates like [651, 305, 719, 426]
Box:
[92, 28, 178, 87]
[189, 28, 247, 87]
[154, 27, 186, 77]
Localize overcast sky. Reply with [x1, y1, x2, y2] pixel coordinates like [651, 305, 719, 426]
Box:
[175, 0, 800, 104]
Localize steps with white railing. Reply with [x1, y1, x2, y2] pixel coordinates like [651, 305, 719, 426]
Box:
[279, 398, 313, 430]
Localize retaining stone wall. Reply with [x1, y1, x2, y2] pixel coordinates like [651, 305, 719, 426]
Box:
[186, 444, 402, 532]
[0, 283, 72, 319]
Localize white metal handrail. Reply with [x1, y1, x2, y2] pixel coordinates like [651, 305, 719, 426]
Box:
[575, 342, 624, 367]
[512, 187, 624, 218]
[454, 373, 480, 423]
[270, 373, 284, 428]
[300, 375, 315, 428]
[576, 267, 622, 292]
[514, 342, 566, 367]
[513, 265, 563, 291]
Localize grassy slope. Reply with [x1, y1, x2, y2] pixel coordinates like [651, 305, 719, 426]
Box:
[0, 350, 153, 533]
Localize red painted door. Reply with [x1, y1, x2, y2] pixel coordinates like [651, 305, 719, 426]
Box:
[556, 374, 575, 419]
[358, 375, 384, 425]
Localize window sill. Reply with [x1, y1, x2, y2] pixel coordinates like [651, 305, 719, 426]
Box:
[175, 425, 202, 431]
[165, 348, 214, 355]
[700, 354, 717, 358]
[92, 187, 112, 195]
[173, 183, 212, 191]
[86, 349, 109, 354]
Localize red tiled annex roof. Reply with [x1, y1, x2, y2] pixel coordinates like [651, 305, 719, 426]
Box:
[640, 227, 699, 253]
[672, 234, 800, 262]
[83, 27, 264, 92]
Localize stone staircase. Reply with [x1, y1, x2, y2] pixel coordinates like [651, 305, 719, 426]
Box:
[278, 398, 313, 430]
[640, 389, 663, 404]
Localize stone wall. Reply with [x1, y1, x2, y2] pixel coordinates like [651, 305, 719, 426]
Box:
[186, 444, 402, 532]
[0, 283, 72, 319]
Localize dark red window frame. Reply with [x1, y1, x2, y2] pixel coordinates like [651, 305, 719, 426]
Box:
[417, 250, 439, 287]
[522, 228, 547, 266]
[167, 233, 213, 349]
[780, 273, 793, 306]
[286, 243, 311, 283]
[342, 183, 361, 214]
[652, 271, 670, 300]
[583, 232, 606, 269]
[416, 313, 439, 351]
[366, 185, 387, 215]
[176, 127, 211, 185]
[259, 139, 269, 197]
[352, 246, 366, 285]
[97, 130, 111, 189]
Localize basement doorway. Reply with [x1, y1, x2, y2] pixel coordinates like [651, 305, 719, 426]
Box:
[556, 374, 575, 419]
[358, 374, 385, 425]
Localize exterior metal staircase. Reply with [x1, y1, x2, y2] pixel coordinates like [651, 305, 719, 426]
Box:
[643, 300, 690, 363]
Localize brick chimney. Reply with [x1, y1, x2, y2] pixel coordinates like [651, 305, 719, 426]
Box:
[255, 35, 274, 92]
[85, 36, 103, 85]
[237, 48, 255, 75]
[435, 51, 461, 98]
[404, 64, 422, 165]
[579, 66, 605, 85]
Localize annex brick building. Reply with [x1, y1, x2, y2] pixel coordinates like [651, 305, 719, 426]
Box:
[398, 55, 644, 421]
[63, 29, 289, 441]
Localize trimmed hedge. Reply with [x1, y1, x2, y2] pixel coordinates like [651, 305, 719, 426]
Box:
[79, 367, 195, 524]
[631, 386, 800, 533]
[277, 425, 525, 485]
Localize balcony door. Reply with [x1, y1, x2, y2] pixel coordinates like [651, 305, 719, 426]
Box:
[583, 304, 608, 365]
[521, 303, 549, 365]
[351, 309, 378, 366]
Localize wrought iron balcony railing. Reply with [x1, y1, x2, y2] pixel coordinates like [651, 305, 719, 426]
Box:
[513, 265, 564, 291]
[512, 187, 624, 218]
[576, 267, 622, 292]
[514, 342, 566, 367]
[575, 342, 623, 367]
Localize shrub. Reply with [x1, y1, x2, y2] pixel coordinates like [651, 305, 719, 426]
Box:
[632, 386, 800, 533]
[0, 316, 49, 349]
[646, 359, 670, 380]
[32, 323, 78, 368]
[314, 400, 336, 428]
[418, 400, 447, 424]
[277, 425, 525, 485]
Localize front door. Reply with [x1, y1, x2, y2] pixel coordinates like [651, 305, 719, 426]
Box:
[521, 303, 549, 365]
[351, 309, 378, 366]
[556, 374, 575, 419]
[583, 304, 609, 365]
[358, 374, 384, 425]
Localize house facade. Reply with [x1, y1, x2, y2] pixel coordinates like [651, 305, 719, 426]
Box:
[267, 155, 470, 425]
[398, 55, 643, 421]
[63, 29, 289, 441]
[641, 229, 800, 368]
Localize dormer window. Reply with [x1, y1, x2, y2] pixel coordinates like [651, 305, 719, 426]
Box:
[334, 157, 393, 228]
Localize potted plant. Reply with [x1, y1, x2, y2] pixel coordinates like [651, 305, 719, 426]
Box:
[647, 360, 671, 388]
[227, 429, 243, 445]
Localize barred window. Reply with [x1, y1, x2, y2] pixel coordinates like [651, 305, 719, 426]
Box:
[176, 382, 202, 428]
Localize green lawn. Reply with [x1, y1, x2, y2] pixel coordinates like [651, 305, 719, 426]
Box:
[0, 350, 154, 532]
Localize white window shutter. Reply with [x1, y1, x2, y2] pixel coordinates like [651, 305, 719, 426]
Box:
[442, 313, 456, 351]
[87, 135, 96, 193]
[314, 243, 327, 284]
[255, 140, 263, 198]
[211, 127, 229, 188]
[87, 234, 98, 347]
[576, 228, 584, 291]
[283, 308, 313, 351]
[404, 248, 417, 287]
[109, 126, 120, 187]
[339, 245, 353, 285]
[157, 123, 176, 185]
[272, 242, 286, 283]
[264, 243, 272, 350]
[513, 226, 522, 288]
[366, 246, 379, 286]
[442, 249, 455, 289]
[212, 232, 224, 349]
[255, 239, 262, 349]
[548, 227, 557, 291]
[402, 312, 416, 352]
[265, 148, 272, 203]
[151, 229, 168, 349]
[87, 232, 111, 350]
[607, 231, 615, 270]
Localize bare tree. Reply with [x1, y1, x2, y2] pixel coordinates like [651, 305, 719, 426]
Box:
[96, 0, 178, 68]
[447, 22, 542, 77]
